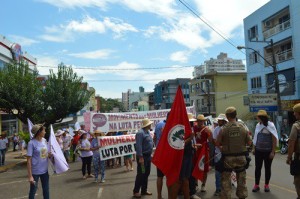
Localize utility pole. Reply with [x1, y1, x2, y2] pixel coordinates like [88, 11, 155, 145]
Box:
[270, 39, 282, 117]
[206, 80, 211, 115]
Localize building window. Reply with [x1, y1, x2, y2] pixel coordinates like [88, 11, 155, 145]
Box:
[251, 77, 262, 89]
[248, 25, 258, 41]
[249, 51, 260, 65]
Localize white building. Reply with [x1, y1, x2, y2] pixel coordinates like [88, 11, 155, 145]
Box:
[193, 52, 245, 77]
[243, 0, 300, 129]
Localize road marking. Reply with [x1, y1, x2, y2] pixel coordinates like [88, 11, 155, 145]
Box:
[0, 180, 27, 186]
[12, 194, 37, 199]
[247, 175, 296, 194]
[97, 187, 103, 198]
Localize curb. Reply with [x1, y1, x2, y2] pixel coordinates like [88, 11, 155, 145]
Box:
[0, 160, 27, 173]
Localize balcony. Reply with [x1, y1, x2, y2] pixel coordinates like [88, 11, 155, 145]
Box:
[263, 20, 291, 39]
[265, 49, 293, 66]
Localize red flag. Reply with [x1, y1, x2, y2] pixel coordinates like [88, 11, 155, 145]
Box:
[192, 143, 208, 181]
[152, 86, 191, 186]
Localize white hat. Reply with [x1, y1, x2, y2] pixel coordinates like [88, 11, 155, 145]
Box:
[55, 130, 64, 137]
[188, 113, 196, 122]
[141, 118, 153, 128]
[217, 113, 228, 122]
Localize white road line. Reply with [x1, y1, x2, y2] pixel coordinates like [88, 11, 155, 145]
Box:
[0, 180, 27, 186]
[97, 187, 103, 198]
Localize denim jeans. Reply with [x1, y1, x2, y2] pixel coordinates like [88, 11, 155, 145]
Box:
[93, 155, 106, 181]
[29, 172, 49, 199]
[214, 153, 222, 191]
[0, 149, 6, 166]
[63, 150, 70, 162]
[133, 155, 151, 194]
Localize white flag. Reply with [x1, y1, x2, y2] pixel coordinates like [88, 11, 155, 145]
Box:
[27, 118, 34, 139]
[68, 127, 75, 137]
[74, 122, 81, 131]
[48, 125, 69, 174]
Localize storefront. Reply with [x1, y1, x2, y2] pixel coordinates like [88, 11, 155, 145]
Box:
[281, 100, 300, 135]
[0, 112, 19, 137]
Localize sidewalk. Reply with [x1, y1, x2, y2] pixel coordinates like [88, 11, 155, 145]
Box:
[0, 149, 27, 173]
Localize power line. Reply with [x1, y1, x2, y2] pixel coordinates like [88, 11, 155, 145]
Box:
[35, 64, 199, 71]
[178, 0, 239, 50]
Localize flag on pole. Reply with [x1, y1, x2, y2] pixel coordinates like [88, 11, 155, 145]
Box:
[192, 142, 208, 181]
[48, 125, 69, 174]
[68, 127, 75, 137]
[27, 118, 34, 139]
[152, 86, 191, 186]
[74, 122, 81, 131]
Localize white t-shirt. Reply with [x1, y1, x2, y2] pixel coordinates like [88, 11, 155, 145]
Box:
[80, 139, 93, 157]
[62, 135, 72, 150]
[213, 126, 222, 155]
[0, 138, 8, 149]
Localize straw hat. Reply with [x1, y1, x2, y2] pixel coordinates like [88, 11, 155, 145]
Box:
[217, 113, 228, 122]
[188, 113, 196, 122]
[141, 118, 153, 128]
[293, 103, 300, 113]
[31, 124, 44, 135]
[197, 114, 207, 121]
[90, 130, 103, 135]
[257, 110, 268, 117]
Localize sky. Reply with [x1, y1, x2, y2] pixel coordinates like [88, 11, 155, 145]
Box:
[1, 0, 270, 98]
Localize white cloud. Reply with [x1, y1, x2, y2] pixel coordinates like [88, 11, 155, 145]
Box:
[40, 16, 137, 42]
[8, 35, 39, 46]
[68, 49, 114, 59]
[38, 0, 109, 9]
[170, 50, 191, 63]
[35, 55, 61, 75]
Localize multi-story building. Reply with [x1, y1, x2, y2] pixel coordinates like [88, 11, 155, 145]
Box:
[128, 87, 150, 111]
[0, 35, 37, 136]
[193, 52, 245, 77]
[122, 89, 131, 111]
[190, 71, 248, 118]
[154, 78, 190, 109]
[243, 0, 300, 127]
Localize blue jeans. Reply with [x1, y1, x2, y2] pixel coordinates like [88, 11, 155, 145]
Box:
[93, 155, 105, 181]
[63, 150, 70, 162]
[29, 172, 49, 199]
[0, 149, 6, 166]
[215, 153, 222, 191]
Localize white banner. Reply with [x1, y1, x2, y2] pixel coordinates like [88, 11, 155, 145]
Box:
[90, 106, 195, 133]
[98, 135, 136, 160]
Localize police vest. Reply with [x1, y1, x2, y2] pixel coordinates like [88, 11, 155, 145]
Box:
[221, 122, 247, 156]
[294, 121, 300, 153]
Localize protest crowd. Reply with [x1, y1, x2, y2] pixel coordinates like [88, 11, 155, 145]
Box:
[2, 87, 300, 199]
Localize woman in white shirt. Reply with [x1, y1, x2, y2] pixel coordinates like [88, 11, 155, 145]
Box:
[252, 110, 278, 193]
[79, 132, 94, 179]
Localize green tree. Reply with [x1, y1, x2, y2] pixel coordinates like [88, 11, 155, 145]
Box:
[42, 64, 91, 126]
[0, 61, 91, 127]
[100, 97, 125, 112]
[0, 61, 43, 123]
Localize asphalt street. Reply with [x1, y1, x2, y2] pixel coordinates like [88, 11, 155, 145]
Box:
[0, 153, 297, 199]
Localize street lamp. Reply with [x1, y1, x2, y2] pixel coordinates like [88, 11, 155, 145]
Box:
[237, 43, 282, 121]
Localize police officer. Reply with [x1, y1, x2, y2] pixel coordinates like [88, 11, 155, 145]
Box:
[216, 107, 252, 199]
[286, 103, 300, 199]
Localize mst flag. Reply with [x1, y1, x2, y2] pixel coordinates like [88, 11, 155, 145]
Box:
[48, 125, 69, 174]
[192, 142, 208, 181]
[152, 86, 191, 186]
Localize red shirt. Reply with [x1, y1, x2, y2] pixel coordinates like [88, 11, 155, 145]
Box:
[72, 134, 80, 145]
[193, 125, 211, 145]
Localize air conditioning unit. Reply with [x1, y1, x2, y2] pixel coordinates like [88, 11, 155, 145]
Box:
[265, 21, 271, 28]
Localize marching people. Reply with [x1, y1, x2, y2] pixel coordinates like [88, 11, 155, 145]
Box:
[124, 131, 134, 172]
[55, 130, 64, 151]
[90, 130, 106, 183]
[216, 107, 252, 199]
[153, 113, 168, 199]
[286, 103, 300, 199]
[62, 130, 72, 163]
[0, 131, 9, 166]
[27, 124, 51, 199]
[13, 133, 19, 151]
[71, 130, 81, 162]
[192, 114, 213, 192]
[79, 132, 94, 179]
[212, 114, 227, 196]
[252, 110, 278, 192]
[133, 118, 154, 198]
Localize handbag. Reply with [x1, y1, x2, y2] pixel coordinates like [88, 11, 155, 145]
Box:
[290, 159, 300, 176]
